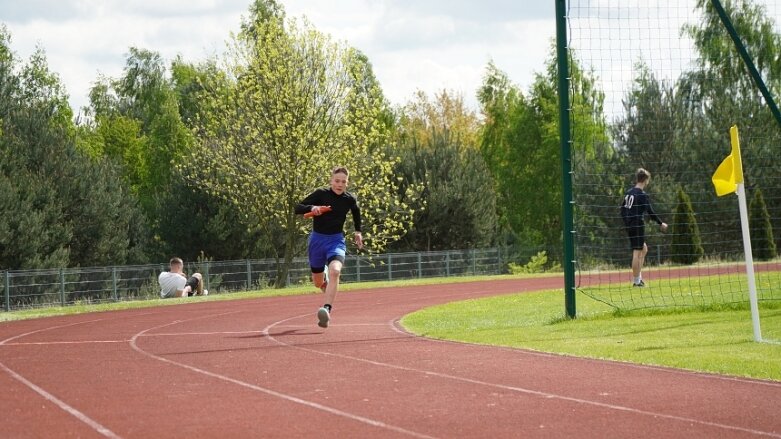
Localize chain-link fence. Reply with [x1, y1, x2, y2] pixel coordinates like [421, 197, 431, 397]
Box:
[1, 248, 520, 311]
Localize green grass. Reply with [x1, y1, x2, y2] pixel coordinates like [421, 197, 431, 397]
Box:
[580, 270, 781, 311]
[402, 288, 781, 381]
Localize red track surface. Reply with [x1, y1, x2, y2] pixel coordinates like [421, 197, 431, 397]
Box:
[1, 277, 780, 438]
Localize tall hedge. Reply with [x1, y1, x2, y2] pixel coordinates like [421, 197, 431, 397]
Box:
[670, 188, 704, 265]
[749, 188, 777, 261]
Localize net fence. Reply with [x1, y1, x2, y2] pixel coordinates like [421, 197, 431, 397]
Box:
[566, 0, 781, 310]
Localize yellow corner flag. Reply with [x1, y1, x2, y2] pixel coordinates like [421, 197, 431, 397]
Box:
[712, 125, 744, 196]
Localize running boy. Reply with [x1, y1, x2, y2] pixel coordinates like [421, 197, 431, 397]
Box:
[620, 168, 668, 287]
[295, 167, 363, 328]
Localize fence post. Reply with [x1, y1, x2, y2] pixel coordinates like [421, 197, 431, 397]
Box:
[471, 249, 477, 274]
[388, 254, 393, 281]
[60, 269, 65, 307]
[112, 267, 118, 301]
[205, 261, 210, 290]
[246, 259, 252, 290]
[417, 252, 422, 279]
[4, 271, 9, 312]
[446, 251, 451, 277]
[356, 257, 361, 282]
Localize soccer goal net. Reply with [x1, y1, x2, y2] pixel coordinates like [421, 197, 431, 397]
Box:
[563, 0, 781, 323]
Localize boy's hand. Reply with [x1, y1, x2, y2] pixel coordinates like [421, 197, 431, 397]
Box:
[304, 205, 332, 218]
[354, 232, 363, 250]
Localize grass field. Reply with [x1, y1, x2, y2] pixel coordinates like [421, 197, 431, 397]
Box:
[402, 276, 781, 381]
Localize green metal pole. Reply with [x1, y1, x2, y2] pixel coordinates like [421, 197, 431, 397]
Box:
[557, 0, 577, 319]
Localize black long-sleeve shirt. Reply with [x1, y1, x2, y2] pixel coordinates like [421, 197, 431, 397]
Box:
[295, 188, 362, 235]
[621, 186, 663, 226]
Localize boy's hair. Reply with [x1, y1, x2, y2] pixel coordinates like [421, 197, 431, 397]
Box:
[636, 168, 650, 183]
[332, 166, 349, 177]
[169, 257, 183, 266]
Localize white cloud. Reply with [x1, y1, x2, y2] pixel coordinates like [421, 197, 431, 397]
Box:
[2, 0, 556, 113]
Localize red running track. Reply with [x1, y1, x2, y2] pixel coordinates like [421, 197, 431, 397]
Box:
[0, 277, 780, 438]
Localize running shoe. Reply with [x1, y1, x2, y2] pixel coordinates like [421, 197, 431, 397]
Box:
[317, 307, 330, 328]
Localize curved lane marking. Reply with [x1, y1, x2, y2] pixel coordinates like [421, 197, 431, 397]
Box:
[262, 314, 781, 438]
[0, 319, 121, 438]
[129, 313, 437, 439]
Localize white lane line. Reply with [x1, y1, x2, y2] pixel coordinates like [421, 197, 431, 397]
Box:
[0, 318, 108, 345]
[0, 318, 123, 439]
[262, 315, 781, 438]
[130, 315, 437, 439]
[4, 340, 127, 345]
[0, 362, 122, 438]
[0, 310, 164, 438]
[389, 318, 781, 389]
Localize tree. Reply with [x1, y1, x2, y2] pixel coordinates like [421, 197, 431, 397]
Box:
[478, 49, 610, 258]
[87, 48, 194, 215]
[749, 188, 777, 260]
[681, 0, 781, 254]
[0, 26, 148, 269]
[670, 188, 704, 265]
[392, 90, 497, 251]
[183, 1, 416, 286]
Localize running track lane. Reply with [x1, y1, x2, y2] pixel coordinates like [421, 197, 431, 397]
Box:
[0, 277, 779, 438]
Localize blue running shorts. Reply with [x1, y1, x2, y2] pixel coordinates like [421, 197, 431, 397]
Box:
[308, 231, 346, 272]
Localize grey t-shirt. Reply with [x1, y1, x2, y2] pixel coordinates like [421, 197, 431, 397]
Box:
[158, 271, 187, 298]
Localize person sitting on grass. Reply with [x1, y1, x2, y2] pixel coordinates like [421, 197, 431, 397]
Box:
[158, 257, 208, 298]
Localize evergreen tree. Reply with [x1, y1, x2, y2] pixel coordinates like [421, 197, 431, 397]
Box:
[749, 188, 777, 260]
[393, 128, 497, 251]
[0, 26, 148, 269]
[670, 188, 704, 265]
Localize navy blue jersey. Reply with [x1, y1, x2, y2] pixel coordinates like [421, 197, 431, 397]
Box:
[621, 187, 662, 226]
[295, 188, 362, 235]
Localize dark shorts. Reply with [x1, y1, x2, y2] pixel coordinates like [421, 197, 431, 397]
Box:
[625, 223, 645, 250]
[308, 231, 346, 273]
[185, 275, 200, 296]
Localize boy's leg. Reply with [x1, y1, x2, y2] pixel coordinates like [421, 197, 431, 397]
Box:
[194, 273, 204, 295]
[184, 274, 202, 296]
[323, 259, 343, 306]
[638, 242, 648, 276]
[631, 250, 642, 279]
[311, 271, 327, 292]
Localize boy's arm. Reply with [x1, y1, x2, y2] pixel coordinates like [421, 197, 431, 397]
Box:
[294, 190, 322, 215]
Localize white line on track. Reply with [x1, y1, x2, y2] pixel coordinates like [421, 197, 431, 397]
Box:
[263, 314, 781, 438]
[129, 313, 437, 439]
[0, 361, 121, 438]
[0, 318, 122, 438]
[0, 318, 108, 346]
[4, 340, 129, 345]
[388, 317, 781, 389]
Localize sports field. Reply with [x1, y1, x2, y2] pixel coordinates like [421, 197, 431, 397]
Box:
[1, 276, 779, 438]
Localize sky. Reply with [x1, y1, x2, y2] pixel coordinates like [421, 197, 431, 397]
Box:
[0, 0, 556, 114]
